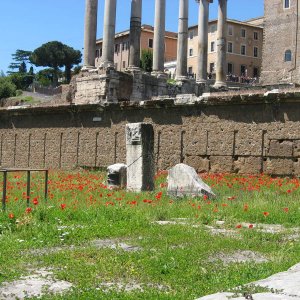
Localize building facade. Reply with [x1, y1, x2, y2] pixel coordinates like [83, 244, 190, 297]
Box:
[95, 24, 178, 72]
[187, 18, 263, 80]
[261, 0, 300, 85]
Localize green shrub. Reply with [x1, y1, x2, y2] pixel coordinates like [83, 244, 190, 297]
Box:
[15, 89, 23, 96]
[0, 78, 16, 100]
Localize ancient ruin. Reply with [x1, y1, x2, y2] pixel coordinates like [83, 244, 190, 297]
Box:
[74, 0, 229, 104]
[1, 1, 300, 177]
[126, 123, 154, 192]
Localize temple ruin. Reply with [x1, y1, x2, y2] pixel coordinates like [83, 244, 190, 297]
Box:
[74, 0, 228, 104]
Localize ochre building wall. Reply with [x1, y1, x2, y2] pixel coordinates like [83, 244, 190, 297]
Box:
[1, 92, 300, 176]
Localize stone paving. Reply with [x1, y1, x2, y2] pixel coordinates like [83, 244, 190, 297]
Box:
[196, 263, 300, 299]
[0, 269, 72, 300]
[208, 250, 269, 265]
[25, 238, 142, 257]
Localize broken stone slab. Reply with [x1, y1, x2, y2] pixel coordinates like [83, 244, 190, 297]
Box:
[207, 250, 269, 265]
[91, 239, 142, 252]
[167, 163, 215, 198]
[196, 293, 299, 300]
[107, 163, 127, 188]
[0, 268, 72, 299]
[196, 263, 300, 300]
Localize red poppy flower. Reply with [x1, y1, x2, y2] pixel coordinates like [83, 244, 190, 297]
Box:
[249, 224, 254, 229]
[283, 207, 289, 213]
[25, 207, 32, 214]
[263, 211, 269, 217]
[8, 213, 14, 219]
[60, 204, 66, 210]
[236, 224, 242, 229]
[33, 198, 39, 205]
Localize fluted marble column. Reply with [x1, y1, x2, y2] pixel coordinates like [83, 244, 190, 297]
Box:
[176, 0, 189, 80]
[129, 0, 142, 70]
[152, 0, 166, 76]
[196, 0, 211, 83]
[83, 0, 98, 68]
[101, 0, 117, 68]
[214, 0, 227, 88]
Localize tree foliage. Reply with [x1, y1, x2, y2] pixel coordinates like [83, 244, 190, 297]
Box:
[30, 41, 82, 85]
[140, 50, 153, 73]
[0, 77, 16, 100]
[8, 49, 34, 90]
[8, 50, 32, 74]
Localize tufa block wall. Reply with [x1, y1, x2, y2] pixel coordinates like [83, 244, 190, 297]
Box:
[2, 91, 300, 175]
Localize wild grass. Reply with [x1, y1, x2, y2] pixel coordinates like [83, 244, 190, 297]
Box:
[0, 171, 300, 299]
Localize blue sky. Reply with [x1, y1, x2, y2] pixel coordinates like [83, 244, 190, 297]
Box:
[0, 0, 263, 74]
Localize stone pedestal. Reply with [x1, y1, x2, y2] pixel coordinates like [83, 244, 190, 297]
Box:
[74, 68, 134, 104]
[126, 123, 154, 192]
[130, 70, 145, 102]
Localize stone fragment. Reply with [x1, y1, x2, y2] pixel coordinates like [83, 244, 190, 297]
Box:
[0, 269, 72, 299]
[167, 163, 215, 198]
[107, 163, 127, 188]
[126, 123, 154, 192]
[196, 263, 300, 300]
[208, 250, 269, 265]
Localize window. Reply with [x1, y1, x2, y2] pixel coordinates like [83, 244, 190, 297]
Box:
[189, 30, 194, 39]
[227, 42, 233, 53]
[241, 45, 246, 55]
[122, 61, 126, 69]
[100, 48, 102, 57]
[114, 44, 120, 53]
[210, 24, 217, 33]
[285, 50, 292, 61]
[254, 31, 258, 40]
[211, 41, 215, 52]
[209, 63, 215, 73]
[240, 65, 247, 76]
[228, 63, 234, 74]
[148, 39, 153, 48]
[189, 48, 193, 56]
[228, 25, 233, 36]
[241, 28, 246, 38]
[122, 43, 125, 51]
[253, 67, 259, 78]
[188, 67, 193, 75]
[284, 0, 290, 9]
[254, 47, 258, 57]
[95, 50, 99, 58]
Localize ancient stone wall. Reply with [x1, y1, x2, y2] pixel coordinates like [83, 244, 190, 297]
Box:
[2, 91, 300, 175]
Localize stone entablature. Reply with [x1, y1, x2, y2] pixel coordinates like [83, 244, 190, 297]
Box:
[2, 89, 300, 176]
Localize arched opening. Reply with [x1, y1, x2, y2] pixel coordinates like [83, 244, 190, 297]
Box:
[285, 50, 292, 62]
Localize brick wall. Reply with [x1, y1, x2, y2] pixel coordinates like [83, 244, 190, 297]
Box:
[2, 91, 300, 175]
